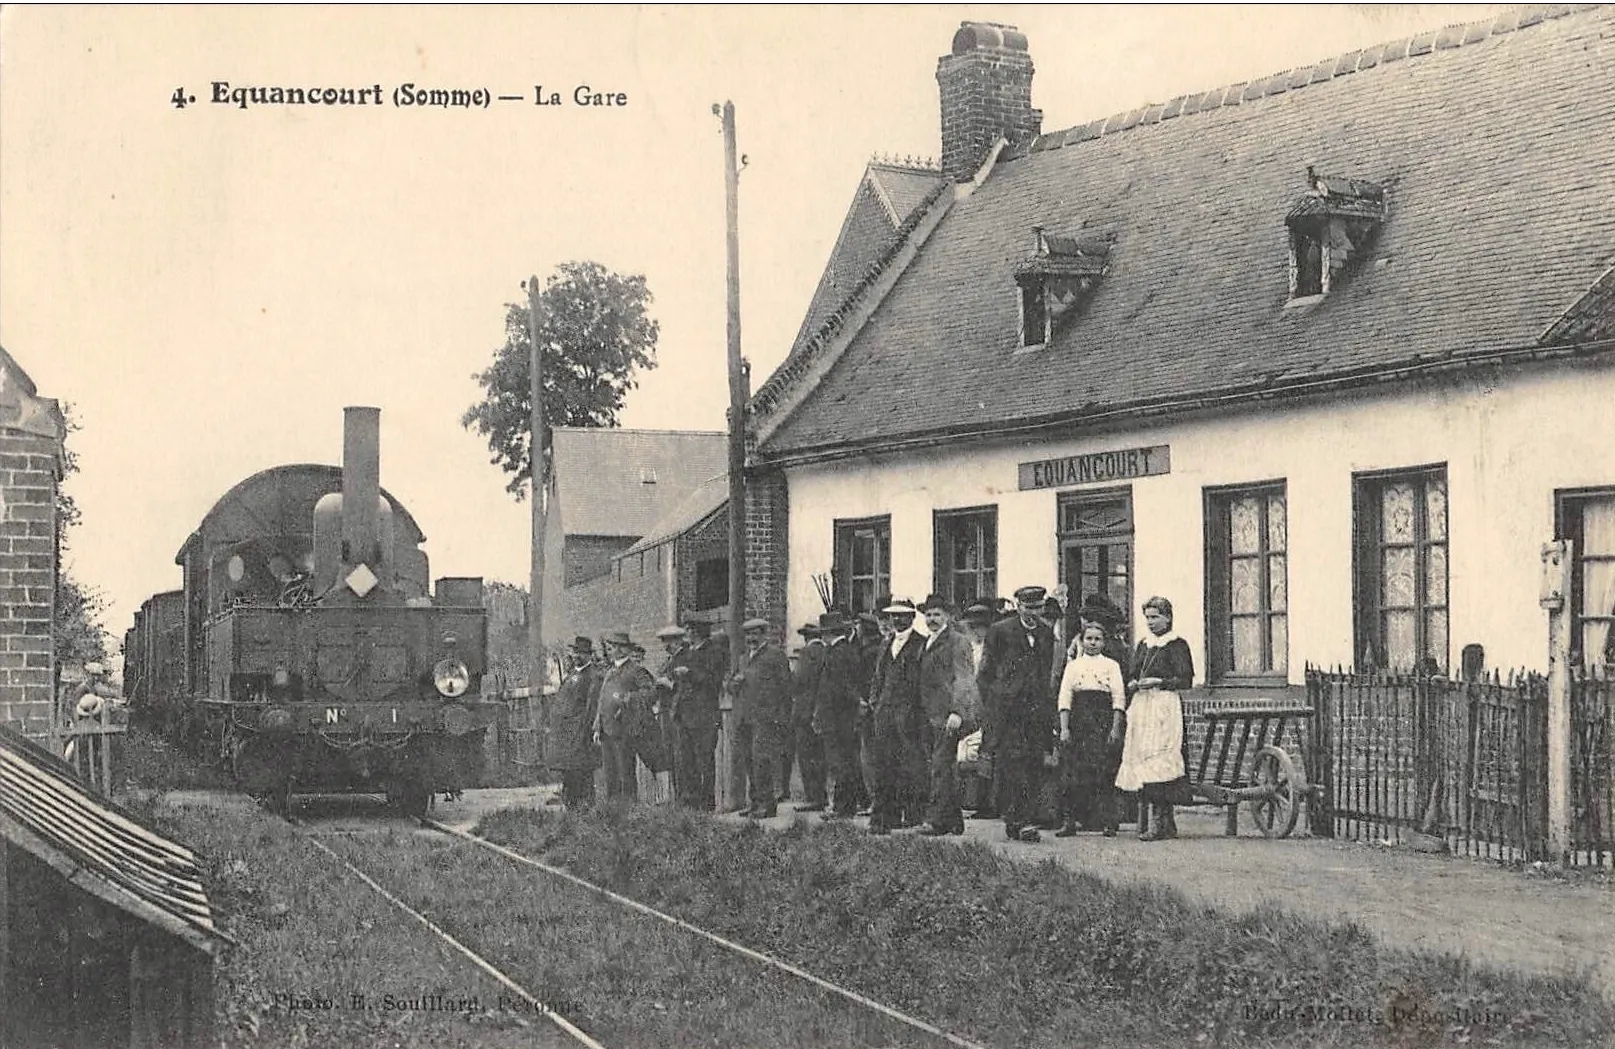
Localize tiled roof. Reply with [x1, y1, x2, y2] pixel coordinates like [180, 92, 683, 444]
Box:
[0, 725, 227, 953]
[623, 472, 728, 555]
[761, 5, 1615, 458]
[551, 427, 727, 538]
[784, 161, 948, 359]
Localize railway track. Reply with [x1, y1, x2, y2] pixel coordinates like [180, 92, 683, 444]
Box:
[270, 799, 991, 1049]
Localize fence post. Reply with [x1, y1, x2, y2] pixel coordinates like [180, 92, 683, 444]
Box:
[1541, 540, 1573, 865]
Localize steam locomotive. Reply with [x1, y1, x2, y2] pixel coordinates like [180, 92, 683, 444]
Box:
[124, 407, 495, 815]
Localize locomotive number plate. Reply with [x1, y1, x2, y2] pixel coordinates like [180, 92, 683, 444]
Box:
[325, 707, 346, 724]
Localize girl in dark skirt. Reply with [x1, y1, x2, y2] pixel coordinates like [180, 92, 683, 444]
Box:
[1055, 619, 1128, 835]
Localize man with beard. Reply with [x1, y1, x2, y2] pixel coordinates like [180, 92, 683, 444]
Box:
[547, 637, 603, 809]
[977, 586, 1058, 842]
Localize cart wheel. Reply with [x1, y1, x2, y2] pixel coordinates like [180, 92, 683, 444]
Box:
[1250, 746, 1300, 839]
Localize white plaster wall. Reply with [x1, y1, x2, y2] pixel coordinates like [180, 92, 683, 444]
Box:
[785, 360, 1615, 681]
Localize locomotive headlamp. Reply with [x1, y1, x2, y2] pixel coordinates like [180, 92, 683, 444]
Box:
[433, 658, 470, 698]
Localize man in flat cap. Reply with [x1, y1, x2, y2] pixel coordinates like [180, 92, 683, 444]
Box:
[916, 595, 978, 835]
[730, 617, 791, 818]
[978, 585, 1058, 842]
[654, 624, 705, 809]
[592, 631, 656, 801]
[788, 620, 830, 811]
[866, 599, 926, 833]
[548, 637, 603, 809]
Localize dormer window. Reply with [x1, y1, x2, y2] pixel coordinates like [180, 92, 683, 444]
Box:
[1013, 227, 1109, 348]
[1286, 167, 1386, 303]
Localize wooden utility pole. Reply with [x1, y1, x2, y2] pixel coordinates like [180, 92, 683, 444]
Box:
[529, 276, 548, 699]
[1542, 539, 1573, 863]
[720, 101, 747, 673]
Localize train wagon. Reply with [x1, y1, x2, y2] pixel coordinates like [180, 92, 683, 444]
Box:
[142, 406, 495, 815]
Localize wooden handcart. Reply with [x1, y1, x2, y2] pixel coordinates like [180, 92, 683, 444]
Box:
[1189, 703, 1318, 838]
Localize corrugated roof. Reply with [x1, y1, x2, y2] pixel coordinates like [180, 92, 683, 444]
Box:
[761, 5, 1615, 457]
[0, 725, 227, 953]
[551, 427, 727, 538]
[623, 472, 728, 555]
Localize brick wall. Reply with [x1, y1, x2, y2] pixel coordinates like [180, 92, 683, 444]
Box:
[743, 469, 789, 640]
[562, 545, 672, 652]
[0, 431, 62, 740]
[563, 534, 638, 587]
[674, 504, 729, 619]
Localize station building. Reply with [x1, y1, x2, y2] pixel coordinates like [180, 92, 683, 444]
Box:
[745, 7, 1615, 686]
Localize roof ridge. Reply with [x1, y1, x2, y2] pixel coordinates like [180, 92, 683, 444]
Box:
[550, 426, 725, 437]
[1008, 4, 1601, 161]
[867, 154, 942, 175]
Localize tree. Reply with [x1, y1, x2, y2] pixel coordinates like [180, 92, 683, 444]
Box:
[55, 404, 109, 667]
[463, 261, 660, 497]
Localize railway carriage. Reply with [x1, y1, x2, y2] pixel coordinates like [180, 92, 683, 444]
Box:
[131, 406, 495, 814]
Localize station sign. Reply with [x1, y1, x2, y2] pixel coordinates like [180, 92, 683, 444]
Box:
[1018, 444, 1171, 491]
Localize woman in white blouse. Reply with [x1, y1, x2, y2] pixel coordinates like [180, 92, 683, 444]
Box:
[1056, 620, 1128, 836]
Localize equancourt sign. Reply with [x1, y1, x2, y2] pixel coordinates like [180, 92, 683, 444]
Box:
[1017, 444, 1171, 491]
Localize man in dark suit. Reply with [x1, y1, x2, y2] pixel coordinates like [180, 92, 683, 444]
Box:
[916, 595, 978, 836]
[812, 611, 866, 818]
[592, 631, 656, 801]
[653, 623, 719, 810]
[867, 599, 925, 834]
[546, 637, 602, 810]
[977, 585, 1058, 842]
[729, 617, 791, 818]
[789, 621, 829, 811]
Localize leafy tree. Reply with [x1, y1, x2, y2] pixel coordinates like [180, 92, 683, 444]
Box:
[54, 404, 109, 667]
[463, 261, 660, 497]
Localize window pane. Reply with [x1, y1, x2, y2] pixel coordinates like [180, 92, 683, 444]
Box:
[1384, 610, 1417, 671]
[1425, 609, 1448, 671]
[852, 580, 873, 613]
[851, 535, 873, 575]
[1425, 544, 1448, 606]
[1382, 483, 1416, 542]
[981, 569, 996, 601]
[1267, 493, 1287, 552]
[1270, 615, 1289, 673]
[878, 532, 890, 573]
[1426, 477, 1448, 542]
[953, 574, 978, 606]
[1081, 547, 1098, 573]
[953, 531, 978, 572]
[1583, 559, 1615, 617]
[1230, 496, 1261, 555]
[1268, 554, 1287, 612]
[1232, 617, 1262, 673]
[1231, 557, 1262, 613]
[1383, 548, 1416, 608]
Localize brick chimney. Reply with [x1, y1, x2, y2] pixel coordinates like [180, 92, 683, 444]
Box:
[937, 22, 1042, 183]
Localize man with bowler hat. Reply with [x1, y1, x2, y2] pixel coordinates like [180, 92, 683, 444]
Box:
[917, 595, 977, 835]
[548, 637, 603, 809]
[664, 618, 725, 810]
[654, 623, 714, 809]
[593, 631, 656, 800]
[730, 617, 791, 818]
[978, 585, 1058, 842]
[812, 610, 867, 818]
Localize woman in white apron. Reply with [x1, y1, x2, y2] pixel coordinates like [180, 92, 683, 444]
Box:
[1116, 596, 1195, 841]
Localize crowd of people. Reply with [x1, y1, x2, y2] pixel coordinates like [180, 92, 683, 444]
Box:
[543, 587, 1197, 843]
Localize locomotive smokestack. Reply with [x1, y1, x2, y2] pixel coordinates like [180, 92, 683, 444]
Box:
[342, 406, 382, 569]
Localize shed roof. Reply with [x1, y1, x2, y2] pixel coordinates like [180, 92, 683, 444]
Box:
[760, 5, 1615, 458]
[0, 725, 228, 954]
[551, 427, 726, 538]
[622, 472, 727, 556]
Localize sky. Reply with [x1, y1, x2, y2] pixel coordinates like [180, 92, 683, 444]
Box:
[0, 4, 1508, 665]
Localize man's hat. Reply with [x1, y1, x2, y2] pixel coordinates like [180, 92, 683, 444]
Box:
[655, 624, 688, 641]
[1041, 596, 1064, 619]
[797, 621, 822, 637]
[872, 594, 894, 614]
[881, 598, 917, 615]
[684, 618, 713, 635]
[569, 636, 595, 656]
[1079, 591, 1123, 624]
[856, 610, 880, 626]
[818, 611, 848, 633]
[963, 603, 994, 624]
[918, 593, 953, 615]
[742, 617, 770, 632]
[1013, 585, 1048, 605]
[602, 630, 633, 647]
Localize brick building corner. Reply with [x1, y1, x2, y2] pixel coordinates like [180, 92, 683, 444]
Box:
[0, 348, 66, 741]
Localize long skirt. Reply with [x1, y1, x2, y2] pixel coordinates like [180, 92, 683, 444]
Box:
[1059, 692, 1119, 826]
[1115, 688, 1184, 792]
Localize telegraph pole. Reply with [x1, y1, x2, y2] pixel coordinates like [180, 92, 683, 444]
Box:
[719, 101, 747, 672]
[528, 275, 548, 699]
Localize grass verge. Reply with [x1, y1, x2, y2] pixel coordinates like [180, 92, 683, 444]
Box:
[473, 804, 1615, 1049]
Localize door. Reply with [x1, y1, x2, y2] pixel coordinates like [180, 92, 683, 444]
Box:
[1058, 488, 1133, 637]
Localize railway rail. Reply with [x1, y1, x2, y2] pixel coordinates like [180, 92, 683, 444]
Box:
[269, 800, 991, 1049]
